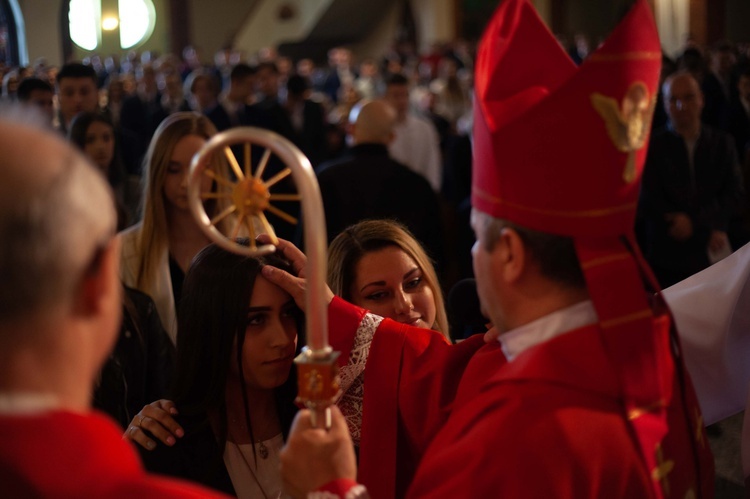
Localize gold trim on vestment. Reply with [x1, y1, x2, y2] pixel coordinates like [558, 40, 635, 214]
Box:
[473, 187, 636, 218]
[581, 252, 631, 270]
[600, 309, 652, 329]
[628, 400, 666, 421]
[589, 51, 662, 62]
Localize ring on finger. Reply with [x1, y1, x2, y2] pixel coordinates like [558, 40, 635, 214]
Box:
[137, 415, 146, 427]
[129, 425, 138, 434]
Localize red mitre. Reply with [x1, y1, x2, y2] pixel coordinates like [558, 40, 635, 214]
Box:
[472, 2, 711, 498]
[472, 0, 661, 237]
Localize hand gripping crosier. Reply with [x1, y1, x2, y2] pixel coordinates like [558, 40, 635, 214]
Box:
[187, 127, 340, 429]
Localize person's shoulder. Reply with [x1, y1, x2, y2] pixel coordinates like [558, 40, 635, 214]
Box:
[700, 124, 735, 145]
[393, 162, 436, 191]
[123, 285, 157, 312]
[204, 102, 226, 118]
[119, 223, 144, 255]
[138, 413, 215, 469]
[650, 126, 676, 141]
[407, 113, 439, 134]
[121, 93, 144, 109]
[317, 155, 359, 180]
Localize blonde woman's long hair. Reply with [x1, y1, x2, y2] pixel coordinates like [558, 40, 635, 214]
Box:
[135, 112, 232, 294]
[327, 219, 449, 339]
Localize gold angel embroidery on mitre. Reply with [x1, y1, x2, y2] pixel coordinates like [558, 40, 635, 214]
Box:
[591, 82, 657, 183]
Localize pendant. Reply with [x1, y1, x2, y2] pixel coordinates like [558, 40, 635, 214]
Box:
[258, 440, 269, 459]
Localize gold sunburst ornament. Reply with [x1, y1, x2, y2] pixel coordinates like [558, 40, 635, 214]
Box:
[591, 81, 657, 183]
[188, 127, 303, 256]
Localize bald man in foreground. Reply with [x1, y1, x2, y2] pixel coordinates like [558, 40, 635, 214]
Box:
[315, 99, 443, 262]
[0, 113, 226, 498]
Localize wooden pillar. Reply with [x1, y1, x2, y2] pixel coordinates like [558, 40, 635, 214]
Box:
[59, 0, 73, 63]
[689, 0, 725, 45]
[453, 0, 464, 38]
[705, 0, 725, 43]
[168, 0, 191, 54]
[550, 0, 568, 36]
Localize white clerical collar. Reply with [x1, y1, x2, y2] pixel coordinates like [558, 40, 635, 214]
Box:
[0, 393, 61, 415]
[498, 300, 598, 362]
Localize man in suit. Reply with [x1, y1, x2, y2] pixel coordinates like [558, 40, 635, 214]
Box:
[316, 99, 444, 266]
[701, 41, 736, 130]
[250, 61, 297, 141]
[206, 63, 257, 131]
[284, 74, 326, 168]
[120, 64, 168, 171]
[55, 62, 99, 134]
[385, 73, 443, 192]
[728, 66, 750, 159]
[641, 71, 743, 287]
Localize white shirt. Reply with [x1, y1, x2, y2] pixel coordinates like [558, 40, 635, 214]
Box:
[389, 114, 442, 192]
[224, 433, 284, 499]
[498, 300, 599, 362]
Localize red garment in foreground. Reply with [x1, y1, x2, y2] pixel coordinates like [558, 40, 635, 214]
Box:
[0, 410, 228, 498]
[328, 298, 714, 499]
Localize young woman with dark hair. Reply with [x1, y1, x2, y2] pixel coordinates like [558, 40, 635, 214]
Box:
[128, 241, 301, 498]
[68, 111, 130, 229]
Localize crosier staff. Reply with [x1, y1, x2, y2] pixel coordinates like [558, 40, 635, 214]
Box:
[187, 126, 340, 429]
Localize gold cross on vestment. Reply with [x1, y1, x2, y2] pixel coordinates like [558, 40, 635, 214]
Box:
[694, 408, 705, 449]
[591, 82, 657, 183]
[652, 443, 675, 496]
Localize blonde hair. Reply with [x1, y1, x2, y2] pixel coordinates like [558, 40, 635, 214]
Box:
[328, 219, 449, 338]
[136, 112, 232, 293]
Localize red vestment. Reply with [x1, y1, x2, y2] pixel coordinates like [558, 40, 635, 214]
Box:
[328, 297, 714, 498]
[0, 410, 228, 498]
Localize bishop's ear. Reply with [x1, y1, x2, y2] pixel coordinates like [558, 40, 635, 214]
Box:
[496, 227, 527, 284]
[73, 236, 122, 318]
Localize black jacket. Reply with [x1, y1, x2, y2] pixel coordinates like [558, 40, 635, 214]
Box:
[316, 143, 445, 268]
[93, 286, 175, 429]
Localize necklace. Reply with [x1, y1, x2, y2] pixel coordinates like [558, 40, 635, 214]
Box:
[226, 440, 272, 499]
[257, 439, 269, 459]
[229, 416, 270, 460]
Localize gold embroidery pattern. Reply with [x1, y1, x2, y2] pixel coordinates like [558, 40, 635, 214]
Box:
[600, 309, 652, 330]
[694, 408, 705, 449]
[581, 252, 631, 270]
[591, 82, 657, 183]
[589, 51, 662, 62]
[627, 399, 666, 421]
[652, 443, 675, 496]
[472, 186, 636, 218]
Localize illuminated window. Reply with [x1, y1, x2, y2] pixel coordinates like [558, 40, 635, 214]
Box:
[69, 0, 100, 51]
[69, 0, 155, 51]
[119, 0, 156, 49]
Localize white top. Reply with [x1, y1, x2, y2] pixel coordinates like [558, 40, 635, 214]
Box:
[498, 300, 599, 362]
[388, 114, 442, 192]
[119, 223, 178, 344]
[224, 433, 284, 499]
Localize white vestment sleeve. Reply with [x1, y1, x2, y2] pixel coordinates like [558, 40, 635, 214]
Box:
[663, 242, 750, 425]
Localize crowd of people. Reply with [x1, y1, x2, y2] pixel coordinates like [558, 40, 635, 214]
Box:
[2, 0, 750, 496]
[3, 32, 750, 295]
